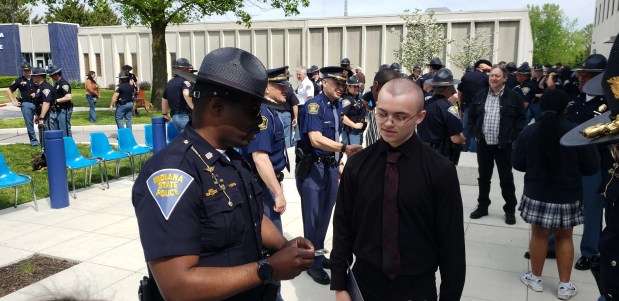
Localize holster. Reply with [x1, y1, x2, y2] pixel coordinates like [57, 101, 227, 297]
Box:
[295, 148, 312, 180]
[435, 139, 461, 165]
[138, 276, 164, 301]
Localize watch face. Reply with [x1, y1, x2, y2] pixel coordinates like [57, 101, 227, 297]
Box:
[258, 260, 273, 281]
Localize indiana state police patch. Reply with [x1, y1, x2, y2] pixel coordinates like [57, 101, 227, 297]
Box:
[147, 169, 194, 220]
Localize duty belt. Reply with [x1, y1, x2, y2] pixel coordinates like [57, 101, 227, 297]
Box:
[313, 155, 338, 167]
[256, 171, 285, 185]
[172, 110, 190, 115]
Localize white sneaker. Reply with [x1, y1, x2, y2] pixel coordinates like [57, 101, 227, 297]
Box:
[520, 271, 543, 292]
[557, 282, 578, 300]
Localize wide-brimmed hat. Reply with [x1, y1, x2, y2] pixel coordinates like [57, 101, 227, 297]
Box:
[175, 47, 271, 106]
[534, 64, 544, 71]
[308, 65, 320, 74]
[340, 58, 351, 67]
[425, 68, 461, 87]
[412, 64, 421, 70]
[390, 63, 401, 72]
[561, 32, 619, 146]
[379, 64, 390, 71]
[21, 62, 32, 70]
[122, 65, 133, 72]
[515, 63, 532, 75]
[505, 62, 517, 71]
[31, 67, 47, 77]
[427, 57, 443, 68]
[320, 66, 351, 82]
[474, 59, 492, 69]
[347, 75, 361, 86]
[574, 54, 607, 73]
[117, 72, 129, 79]
[174, 58, 196, 72]
[267, 66, 290, 86]
[46, 65, 62, 76]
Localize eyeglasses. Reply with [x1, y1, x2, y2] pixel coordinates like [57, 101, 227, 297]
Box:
[375, 111, 418, 127]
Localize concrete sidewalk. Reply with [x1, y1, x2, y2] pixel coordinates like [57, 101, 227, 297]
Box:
[0, 128, 601, 300]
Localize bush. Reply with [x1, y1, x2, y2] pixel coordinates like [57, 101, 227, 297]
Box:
[139, 81, 151, 90]
[107, 83, 116, 90]
[0, 76, 16, 88]
[69, 80, 85, 89]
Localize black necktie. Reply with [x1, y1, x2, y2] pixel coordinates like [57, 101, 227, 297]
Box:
[382, 149, 401, 280]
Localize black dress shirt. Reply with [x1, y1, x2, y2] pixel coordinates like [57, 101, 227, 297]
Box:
[330, 134, 466, 300]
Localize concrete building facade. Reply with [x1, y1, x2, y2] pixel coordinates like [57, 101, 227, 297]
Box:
[1, 9, 532, 88]
[592, 0, 618, 57]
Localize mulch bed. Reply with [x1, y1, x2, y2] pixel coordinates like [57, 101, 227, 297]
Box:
[0, 255, 77, 297]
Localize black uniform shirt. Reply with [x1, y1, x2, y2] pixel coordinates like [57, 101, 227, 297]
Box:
[417, 94, 463, 145]
[330, 135, 466, 299]
[506, 73, 519, 89]
[513, 79, 537, 105]
[342, 94, 366, 124]
[282, 85, 300, 112]
[566, 93, 607, 125]
[115, 83, 135, 104]
[163, 75, 191, 114]
[54, 78, 72, 104]
[457, 70, 488, 107]
[9, 76, 36, 102]
[132, 125, 266, 300]
[34, 81, 57, 111]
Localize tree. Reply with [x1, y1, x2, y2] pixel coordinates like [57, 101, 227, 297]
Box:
[0, 0, 42, 24]
[527, 3, 592, 66]
[448, 31, 493, 71]
[44, 0, 121, 26]
[33, 0, 309, 108]
[390, 9, 452, 71]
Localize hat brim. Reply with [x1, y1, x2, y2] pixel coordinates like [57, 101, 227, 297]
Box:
[583, 72, 605, 96]
[175, 70, 284, 110]
[425, 79, 461, 86]
[269, 80, 290, 87]
[560, 111, 618, 146]
[514, 71, 531, 75]
[49, 68, 62, 75]
[573, 68, 605, 73]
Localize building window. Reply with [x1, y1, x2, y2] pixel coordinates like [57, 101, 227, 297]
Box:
[95, 53, 102, 76]
[131, 53, 138, 77]
[170, 52, 177, 68]
[118, 53, 125, 70]
[84, 53, 90, 78]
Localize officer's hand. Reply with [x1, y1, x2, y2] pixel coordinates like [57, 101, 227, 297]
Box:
[30, 93, 35, 98]
[336, 291, 353, 301]
[284, 237, 314, 250]
[162, 114, 172, 122]
[12, 101, 21, 107]
[292, 118, 298, 126]
[354, 122, 364, 130]
[109, 105, 114, 112]
[274, 194, 286, 214]
[268, 246, 315, 280]
[37, 119, 45, 128]
[345, 144, 363, 157]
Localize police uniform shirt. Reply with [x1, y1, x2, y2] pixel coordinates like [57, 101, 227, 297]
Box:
[129, 73, 139, 91]
[417, 94, 463, 145]
[457, 70, 488, 107]
[54, 78, 72, 103]
[311, 78, 322, 95]
[163, 75, 192, 114]
[133, 125, 266, 300]
[513, 79, 536, 104]
[506, 74, 519, 89]
[566, 93, 607, 125]
[282, 85, 299, 112]
[115, 83, 135, 104]
[9, 76, 37, 102]
[35, 81, 57, 110]
[299, 93, 342, 156]
[243, 104, 287, 173]
[342, 94, 366, 127]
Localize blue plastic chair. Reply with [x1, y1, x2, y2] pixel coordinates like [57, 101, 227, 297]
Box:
[144, 124, 153, 149]
[0, 152, 37, 210]
[167, 122, 179, 143]
[90, 132, 135, 184]
[118, 128, 152, 171]
[64, 137, 106, 199]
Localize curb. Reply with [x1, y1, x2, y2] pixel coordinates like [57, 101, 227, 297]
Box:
[0, 124, 149, 135]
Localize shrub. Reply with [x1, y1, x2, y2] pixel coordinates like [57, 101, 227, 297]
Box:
[139, 81, 151, 90]
[107, 83, 116, 90]
[69, 80, 85, 89]
[0, 76, 16, 88]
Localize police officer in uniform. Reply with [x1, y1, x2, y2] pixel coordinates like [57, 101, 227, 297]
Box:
[7, 62, 39, 146]
[513, 63, 539, 123]
[417, 68, 465, 164]
[244, 66, 291, 234]
[110, 73, 135, 129]
[122, 64, 139, 101]
[162, 58, 195, 132]
[505, 62, 519, 89]
[47, 66, 73, 137]
[30, 67, 58, 133]
[133, 48, 315, 301]
[416, 57, 443, 88]
[408, 64, 421, 82]
[296, 66, 363, 285]
[308, 65, 322, 95]
[341, 75, 366, 145]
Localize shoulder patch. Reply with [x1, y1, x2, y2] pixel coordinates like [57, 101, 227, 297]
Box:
[342, 99, 351, 107]
[447, 106, 461, 119]
[308, 103, 320, 115]
[42, 89, 50, 97]
[115, 85, 120, 92]
[146, 169, 195, 220]
[62, 84, 69, 91]
[183, 81, 190, 88]
[306, 85, 312, 91]
[259, 116, 268, 131]
[521, 87, 530, 95]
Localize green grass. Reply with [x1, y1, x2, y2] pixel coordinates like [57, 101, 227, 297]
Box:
[0, 110, 160, 129]
[1, 89, 152, 107]
[0, 143, 148, 210]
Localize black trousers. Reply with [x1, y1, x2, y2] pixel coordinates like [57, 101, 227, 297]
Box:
[353, 261, 437, 301]
[476, 138, 518, 214]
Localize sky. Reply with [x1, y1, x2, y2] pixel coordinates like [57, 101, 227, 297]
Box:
[31, 0, 595, 29]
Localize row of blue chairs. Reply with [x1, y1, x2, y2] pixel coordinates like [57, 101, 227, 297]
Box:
[143, 122, 180, 148]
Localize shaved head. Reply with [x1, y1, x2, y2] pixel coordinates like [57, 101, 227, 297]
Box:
[380, 78, 424, 113]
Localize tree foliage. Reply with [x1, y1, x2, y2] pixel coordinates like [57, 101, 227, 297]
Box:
[0, 0, 42, 24]
[528, 4, 592, 66]
[44, 0, 121, 26]
[448, 31, 493, 71]
[391, 9, 452, 71]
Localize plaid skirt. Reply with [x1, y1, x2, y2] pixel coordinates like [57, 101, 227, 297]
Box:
[518, 195, 585, 228]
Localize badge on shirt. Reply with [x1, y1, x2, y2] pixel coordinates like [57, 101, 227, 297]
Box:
[521, 87, 530, 95]
[306, 85, 312, 91]
[308, 103, 319, 115]
[147, 169, 194, 220]
[62, 85, 70, 92]
[184, 81, 191, 88]
[42, 89, 50, 97]
[342, 99, 351, 107]
[259, 116, 268, 131]
[448, 106, 460, 119]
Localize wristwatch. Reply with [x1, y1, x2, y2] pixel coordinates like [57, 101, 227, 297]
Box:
[257, 259, 274, 284]
[341, 144, 347, 153]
